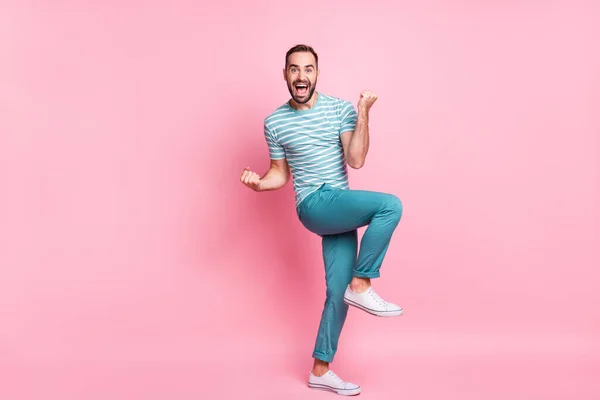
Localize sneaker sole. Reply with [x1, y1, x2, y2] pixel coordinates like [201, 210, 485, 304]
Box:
[308, 382, 361, 396]
[343, 297, 403, 317]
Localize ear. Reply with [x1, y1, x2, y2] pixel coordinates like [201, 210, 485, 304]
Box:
[282, 67, 287, 81]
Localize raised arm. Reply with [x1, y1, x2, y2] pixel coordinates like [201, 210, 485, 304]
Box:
[340, 90, 378, 169]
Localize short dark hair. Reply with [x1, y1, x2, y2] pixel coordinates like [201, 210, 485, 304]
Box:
[285, 44, 318, 68]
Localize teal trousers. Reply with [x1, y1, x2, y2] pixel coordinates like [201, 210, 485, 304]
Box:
[296, 183, 403, 362]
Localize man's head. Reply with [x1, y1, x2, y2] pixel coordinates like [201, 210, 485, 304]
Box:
[283, 44, 319, 104]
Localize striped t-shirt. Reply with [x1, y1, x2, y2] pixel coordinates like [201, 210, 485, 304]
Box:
[264, 92, 358, 206]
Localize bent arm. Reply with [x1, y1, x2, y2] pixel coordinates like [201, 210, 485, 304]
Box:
[341, 107, 369, 169]
[258, 158, 291, 191]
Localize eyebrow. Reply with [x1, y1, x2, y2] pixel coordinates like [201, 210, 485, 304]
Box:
[288, 64, 315, 69]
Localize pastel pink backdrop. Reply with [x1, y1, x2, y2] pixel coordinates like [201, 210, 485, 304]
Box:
[1, 1, 599, 399]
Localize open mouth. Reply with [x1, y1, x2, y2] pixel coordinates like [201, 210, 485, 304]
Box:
[294, 82, 309, 96]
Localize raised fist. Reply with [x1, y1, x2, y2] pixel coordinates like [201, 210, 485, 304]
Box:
[358, 90, 378, 111]
[240, 167, 261, 191]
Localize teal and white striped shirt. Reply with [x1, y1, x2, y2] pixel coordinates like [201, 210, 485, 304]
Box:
[264, 92, 358, 207]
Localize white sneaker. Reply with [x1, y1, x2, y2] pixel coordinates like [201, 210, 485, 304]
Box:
[308, 370, 361, 396]
[343, 285, 403, 317]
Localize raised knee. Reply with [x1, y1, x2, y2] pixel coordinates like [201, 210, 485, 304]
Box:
[385, 194, 403, 221]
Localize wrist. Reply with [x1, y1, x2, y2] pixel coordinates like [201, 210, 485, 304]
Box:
[357, 106, 369, 119]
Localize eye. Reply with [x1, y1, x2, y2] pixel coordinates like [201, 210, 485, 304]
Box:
[306, 69, 312, 73]
[291, 68, 297, 73]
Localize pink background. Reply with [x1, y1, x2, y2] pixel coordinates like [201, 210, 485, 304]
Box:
[1, 1, 599, 399]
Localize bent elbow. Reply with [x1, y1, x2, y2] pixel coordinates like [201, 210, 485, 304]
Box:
[347, 159, 365, 169]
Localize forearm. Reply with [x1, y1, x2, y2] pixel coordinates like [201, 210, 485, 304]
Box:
[257, 164, 290, 191]
[347, 107, 370, 168]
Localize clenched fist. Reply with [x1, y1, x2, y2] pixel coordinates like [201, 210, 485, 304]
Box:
[240, 167, 262, 191]
[358, 90, 378, 111]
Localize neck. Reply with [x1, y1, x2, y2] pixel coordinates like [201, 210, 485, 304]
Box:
[289, 91, 319, 110]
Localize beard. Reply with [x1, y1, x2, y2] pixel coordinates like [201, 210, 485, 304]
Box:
[287, 78, 317, 104]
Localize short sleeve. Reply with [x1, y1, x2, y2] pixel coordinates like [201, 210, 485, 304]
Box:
[339, 100, 357, 134]
[264, 122, 286, 160]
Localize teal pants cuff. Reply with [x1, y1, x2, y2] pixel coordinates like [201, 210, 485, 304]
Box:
[353, 270, 380, 278]
[313, 351, 335, 363]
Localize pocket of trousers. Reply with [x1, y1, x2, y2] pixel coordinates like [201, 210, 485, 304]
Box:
[297, 187, 327, 232]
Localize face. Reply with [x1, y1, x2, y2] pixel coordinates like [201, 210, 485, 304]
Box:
[283, 51, 319, 104]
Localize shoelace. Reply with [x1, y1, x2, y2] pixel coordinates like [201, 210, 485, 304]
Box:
[368, 288, 388, 307]
[327, 371, 347, 387]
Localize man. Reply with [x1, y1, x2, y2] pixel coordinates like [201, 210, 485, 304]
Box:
[240, 44, 403, 396]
